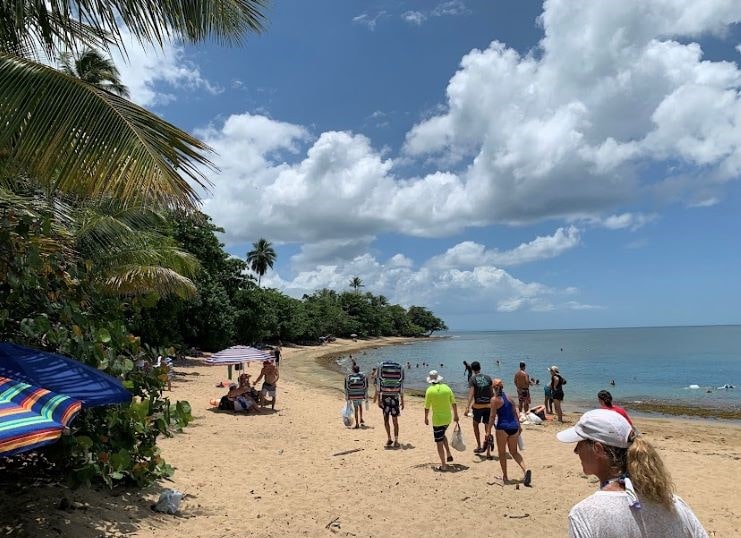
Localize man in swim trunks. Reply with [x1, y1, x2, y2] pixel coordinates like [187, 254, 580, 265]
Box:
[253, 360, 280, 409]
[514, 361, 531, 413]
[464, 361, 493, 454]
[378, 377, 404, 448]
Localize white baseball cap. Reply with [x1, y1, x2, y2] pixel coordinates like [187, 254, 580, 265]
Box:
[556, 409, 634, 448]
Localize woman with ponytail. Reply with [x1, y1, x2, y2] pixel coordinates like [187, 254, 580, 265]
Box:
[485, 379, 531, 486]
[557, 409, 707, 537]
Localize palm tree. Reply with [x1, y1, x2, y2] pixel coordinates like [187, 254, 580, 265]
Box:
[246, 238, 276, 287]
[349, 276, 364, 294]
[58, 48, 129, 97]
[0, 0, 267, 208]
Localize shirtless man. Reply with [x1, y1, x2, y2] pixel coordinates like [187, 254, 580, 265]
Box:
[514, 361, 531, 413]
[253, 360, 280, 409]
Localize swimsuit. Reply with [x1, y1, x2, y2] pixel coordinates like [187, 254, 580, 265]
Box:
[495, 391, 520, 435]
[261, 382, 277, 397]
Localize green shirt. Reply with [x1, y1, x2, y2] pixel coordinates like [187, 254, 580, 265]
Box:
[424, 383, 455, 427]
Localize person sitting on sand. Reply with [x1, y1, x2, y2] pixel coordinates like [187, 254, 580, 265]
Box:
[597, 390, 633, 425]
[485, 379, 531, 486]
[557, 409, 707, 538]
[214, 383, 261, 413]
[528, 404, 547, 421]
[253, 360, 280, 409]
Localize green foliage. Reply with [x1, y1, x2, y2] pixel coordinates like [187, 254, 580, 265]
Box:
[0, 193, 192, 488]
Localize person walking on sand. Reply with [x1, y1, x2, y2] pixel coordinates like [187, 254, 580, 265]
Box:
[514, 361, 531, 413]
[253, 360, 280, 409]
[424, 370, 459, 471]
[486, 379, 531, 486]
[463, 361, 493, 454]
[549, 365, 566, 422]
[345, 365, 368, 428]
[273, 343, 281, 368]
[377, 362, 404, 448]
[557, 409, 708, 538]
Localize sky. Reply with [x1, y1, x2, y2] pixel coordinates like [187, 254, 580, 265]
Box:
[113, 0, 741, 331]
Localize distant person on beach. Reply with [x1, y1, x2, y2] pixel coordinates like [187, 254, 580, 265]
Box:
[544, 381, 554, 414]
[273, 344, 281, 368]
[253, 360, 279, 409]
[345, 365, 368, 429]
[557, 409, 707, 538]
[464, 361, 493, 454]
[514, 361, 531, 413]
[369, 367, 378, 402]
[486, 379, 531, 486]
[463, 360, 473, 381]
[424, 370, 459, 471]
[598, 390, 632, 425]
[549, 365, 565, 422]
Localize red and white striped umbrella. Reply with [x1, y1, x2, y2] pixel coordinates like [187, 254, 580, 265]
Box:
[204, 346, 273, 366]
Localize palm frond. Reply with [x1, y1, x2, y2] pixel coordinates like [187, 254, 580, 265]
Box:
[0, 0, 267, 58]
[0, 54, 214, 208]
[102, 265, 197, 298]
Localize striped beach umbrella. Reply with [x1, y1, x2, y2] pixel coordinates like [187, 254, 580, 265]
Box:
[0, 376, 82, 458]
[205, 346, 273, 379]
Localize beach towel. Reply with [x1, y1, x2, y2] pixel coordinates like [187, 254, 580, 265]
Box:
[345, 372, 368, 401]
[377, 361, 404, 394]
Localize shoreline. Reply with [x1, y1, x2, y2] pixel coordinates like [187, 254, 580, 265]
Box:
[308, 337, 741, 421]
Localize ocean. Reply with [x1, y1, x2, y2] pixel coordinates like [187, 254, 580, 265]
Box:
[336, 325, 741, 417]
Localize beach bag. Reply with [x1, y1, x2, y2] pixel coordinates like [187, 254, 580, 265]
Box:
[377, 361, 404, 394]
[342, 401, 354, 427]
[451, 423, 466, 452]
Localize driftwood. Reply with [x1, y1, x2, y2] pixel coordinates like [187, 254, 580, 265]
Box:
[332, 448, 364, 457]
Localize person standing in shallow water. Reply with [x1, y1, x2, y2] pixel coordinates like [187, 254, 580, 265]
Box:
[557, 409, 707, 538]
[463, 361, 473, 382]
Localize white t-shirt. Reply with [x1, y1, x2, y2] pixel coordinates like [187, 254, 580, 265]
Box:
[568, 491, 708, 538]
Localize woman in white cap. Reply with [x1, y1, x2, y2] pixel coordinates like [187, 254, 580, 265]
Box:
[549, 365, 565, 422]
[557, 409, 707, 537]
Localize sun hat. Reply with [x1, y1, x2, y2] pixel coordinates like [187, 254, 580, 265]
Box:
[549, 365, 559, 373]
[426, 370, 443, 384]
[556, 409, 634, 448]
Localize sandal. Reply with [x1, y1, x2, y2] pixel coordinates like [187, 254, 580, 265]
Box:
[393, 440, 400, 448]
[386, 440, 393, 447]
[446, 455, 454, 462]
[524, 469, 532, 487]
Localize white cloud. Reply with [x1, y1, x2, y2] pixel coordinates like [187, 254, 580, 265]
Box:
[432, 1, 470, 17]
[426, 226, 581, 270]
[352, 12, 386, 31]
[401, 11, 426, 26]
[591, 213, 657, 231]
[112, 29, 221, 107]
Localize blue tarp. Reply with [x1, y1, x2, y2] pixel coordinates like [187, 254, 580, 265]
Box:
[0, 343, 131, 407]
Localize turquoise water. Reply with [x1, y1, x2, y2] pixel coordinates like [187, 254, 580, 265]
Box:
[339, 325, 741, 413]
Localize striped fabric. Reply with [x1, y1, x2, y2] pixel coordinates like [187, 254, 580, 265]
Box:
[0, 376, 82, 458]
[345, 373, 368, 400]
[204, 346, 273, 366]
[377, 361, 404, 394]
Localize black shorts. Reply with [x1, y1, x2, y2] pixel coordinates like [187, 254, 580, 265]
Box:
[433, 424, 448, 442]
[552, 390, 564, 401]
[497, 427, 519, 436]
[381, 394, 400, 417]
[472, 407, 490, 424]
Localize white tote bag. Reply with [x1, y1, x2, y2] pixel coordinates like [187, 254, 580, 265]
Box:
[451, 423, 466, 452]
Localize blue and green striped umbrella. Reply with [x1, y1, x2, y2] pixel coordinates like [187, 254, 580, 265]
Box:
[0, 376, 82, 457]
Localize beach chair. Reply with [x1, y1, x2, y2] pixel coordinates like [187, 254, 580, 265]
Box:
[345, 372, 368, 402]
[377, 361, 404, 395]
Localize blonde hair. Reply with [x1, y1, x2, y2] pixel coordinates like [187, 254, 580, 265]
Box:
[604, 436, 675, 508]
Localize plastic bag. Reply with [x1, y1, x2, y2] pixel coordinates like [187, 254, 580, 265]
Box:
[518, 433, 525, 451]
[451, 423, 466, 452]
[153, 489, 183, 514]
[342, 401, 354, 428]
[527, 412, 543, 424]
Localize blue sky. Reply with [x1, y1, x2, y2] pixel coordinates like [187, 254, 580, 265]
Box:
[115, 0, 741, 330]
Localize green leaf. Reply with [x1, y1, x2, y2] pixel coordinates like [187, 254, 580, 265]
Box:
[97, 328, 111, 343]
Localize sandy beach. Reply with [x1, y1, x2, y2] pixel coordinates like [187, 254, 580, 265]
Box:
[1, 337, 739, 537]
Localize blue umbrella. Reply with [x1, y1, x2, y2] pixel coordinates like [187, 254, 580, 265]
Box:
[0, 343, 131, 407]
